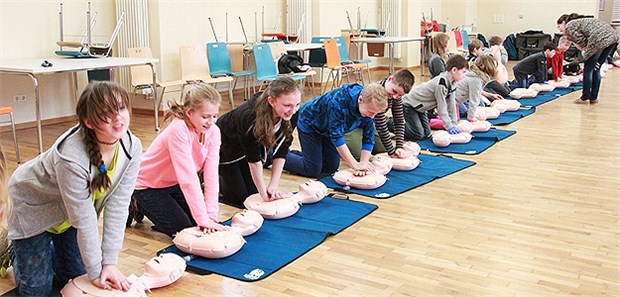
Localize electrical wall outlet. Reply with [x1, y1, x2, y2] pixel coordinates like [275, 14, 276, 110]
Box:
[12, 94, 27, 102]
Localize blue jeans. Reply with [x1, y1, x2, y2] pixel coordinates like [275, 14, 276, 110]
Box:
[284, 129, 340, 178]
[133, 185, 196, 237]
[402, 105, 430, 141]
[582, 43, 618, 100]
[10, 227, 86, 297]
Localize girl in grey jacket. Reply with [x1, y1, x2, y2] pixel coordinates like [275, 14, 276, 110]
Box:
[8, 81, 142, 296]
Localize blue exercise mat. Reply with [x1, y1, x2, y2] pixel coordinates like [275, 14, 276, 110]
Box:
[319, 153, 476, 198]
[158, 197, 377, 281]
[417, 128, 516, 155]
[488, 107, 536, 125]
[517, 86, 581, 107]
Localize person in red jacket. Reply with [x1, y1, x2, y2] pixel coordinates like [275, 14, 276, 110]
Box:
[548, 36, 571, 81]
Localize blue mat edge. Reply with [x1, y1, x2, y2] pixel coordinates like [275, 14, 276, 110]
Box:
[157, 198, 379, 281]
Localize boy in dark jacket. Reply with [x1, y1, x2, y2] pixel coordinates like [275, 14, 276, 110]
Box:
[511, 41, 557, 88]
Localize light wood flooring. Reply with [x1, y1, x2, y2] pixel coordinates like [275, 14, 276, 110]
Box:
[0, 65, 618, 296]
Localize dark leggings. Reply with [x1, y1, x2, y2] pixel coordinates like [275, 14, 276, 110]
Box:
[219, 159, 258, 208]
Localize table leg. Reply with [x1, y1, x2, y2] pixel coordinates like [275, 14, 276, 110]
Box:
[389, 43, 395, 75]
[27, 74, 43, 153]
[149, 63, 159, 131]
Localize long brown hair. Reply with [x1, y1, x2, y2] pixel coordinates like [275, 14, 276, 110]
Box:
[76, 81, 130, 191]
[164, 83, 221, 127]
[431, 32, 450, 59]
[253, 77, 302, 147]
[471, 55, 497, 83]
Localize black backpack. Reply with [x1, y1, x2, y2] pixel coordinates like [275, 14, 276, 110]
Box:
[277, 54, 306, 74]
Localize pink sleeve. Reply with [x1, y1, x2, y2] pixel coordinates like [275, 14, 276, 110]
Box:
[202, 126, 221, 222]
[166, 123, 211, 227]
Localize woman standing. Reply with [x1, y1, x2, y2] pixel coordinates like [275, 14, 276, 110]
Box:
[557, 13, 618, 104]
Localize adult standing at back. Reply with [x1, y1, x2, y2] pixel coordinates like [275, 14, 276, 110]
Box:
[557, 13, 618, 104]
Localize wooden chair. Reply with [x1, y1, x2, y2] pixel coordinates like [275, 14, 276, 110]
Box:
[269, 42, 317, 97]
[179, 45, 234, 108]
[0, 106, 20, 164]
[127, 47, 185, 130]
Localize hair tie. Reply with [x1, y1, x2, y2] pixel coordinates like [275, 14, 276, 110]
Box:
[98, 163, 107, 174]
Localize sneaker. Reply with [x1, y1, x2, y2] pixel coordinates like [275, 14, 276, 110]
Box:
[590, 99, 599, 104]
[573, 98, 589, 104]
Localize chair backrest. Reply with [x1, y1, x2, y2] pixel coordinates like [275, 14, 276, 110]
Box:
[206, 42, 233, 75]
[333, 36, 351, 63]
[179, 45, 211, 82]
[268, 42, 288, 74]
[308, 36, 330, 67]
[461, 30, 469, 50]
[446, 30, 458, 54]
[253, 43, 278, 80]
[268, 41, 287, 60]
[127, 47, 156, 86]
[323, 39, 342, 69]
[227, 44, 249, 72]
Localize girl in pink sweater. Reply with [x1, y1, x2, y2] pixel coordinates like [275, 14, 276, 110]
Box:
[132, 83, 226, 237]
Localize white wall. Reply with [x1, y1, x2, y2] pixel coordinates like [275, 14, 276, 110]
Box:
[0, 0, 116, 124]
[0, 0, 602, 124]
[476, 0, 598, 39]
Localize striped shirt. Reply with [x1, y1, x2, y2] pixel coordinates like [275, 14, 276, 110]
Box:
[375, 78, 405, 155]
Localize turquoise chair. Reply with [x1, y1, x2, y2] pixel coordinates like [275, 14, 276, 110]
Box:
[461, 30, 469, 51]
[252, 43, 304, 91]
[333, 36, 371, 84]
[206, 42, 256, 100]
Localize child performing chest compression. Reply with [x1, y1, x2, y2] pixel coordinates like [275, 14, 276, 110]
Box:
[344, 69, 415, 159]
[455, 55, 502, 121]
[511, 41, 556, 88]
[133, 83, 226, 237]
[217, 77, 303, 208]
[401, 55, 469, 141]
[285, 83, 387, 178]
[8, 81, 142, 296]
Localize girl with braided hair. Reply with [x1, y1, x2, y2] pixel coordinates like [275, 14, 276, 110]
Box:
[133, 83, 227, 237]
[7, 81, 142, 296]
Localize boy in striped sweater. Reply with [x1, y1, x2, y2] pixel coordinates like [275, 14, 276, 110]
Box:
[344, 69, 415, 160]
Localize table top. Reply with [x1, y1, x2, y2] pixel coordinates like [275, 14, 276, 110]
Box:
[351, 36, 425, 43]
[0, 57, 158, 75]
[284, 43, 323, 51]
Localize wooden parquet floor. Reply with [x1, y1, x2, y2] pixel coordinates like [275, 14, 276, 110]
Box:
[0, 65, 618, 296]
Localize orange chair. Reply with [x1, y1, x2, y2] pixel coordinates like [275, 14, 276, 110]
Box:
[322, 38, 349, 93]
[0, 106, 20, 164]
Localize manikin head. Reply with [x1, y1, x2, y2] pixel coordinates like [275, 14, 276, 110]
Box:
[297, 181, 328, 201]
[231, 209, 264, 231]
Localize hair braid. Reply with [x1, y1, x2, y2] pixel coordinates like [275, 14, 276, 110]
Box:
[83, 127, 111, 191]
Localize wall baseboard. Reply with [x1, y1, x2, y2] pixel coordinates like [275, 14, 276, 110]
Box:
[0, 115, 76, 133]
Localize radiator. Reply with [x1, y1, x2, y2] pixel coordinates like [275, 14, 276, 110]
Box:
[115, 0, 150, 90]
[381, 0, 402, 59]
[286, 0, 311, 43]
